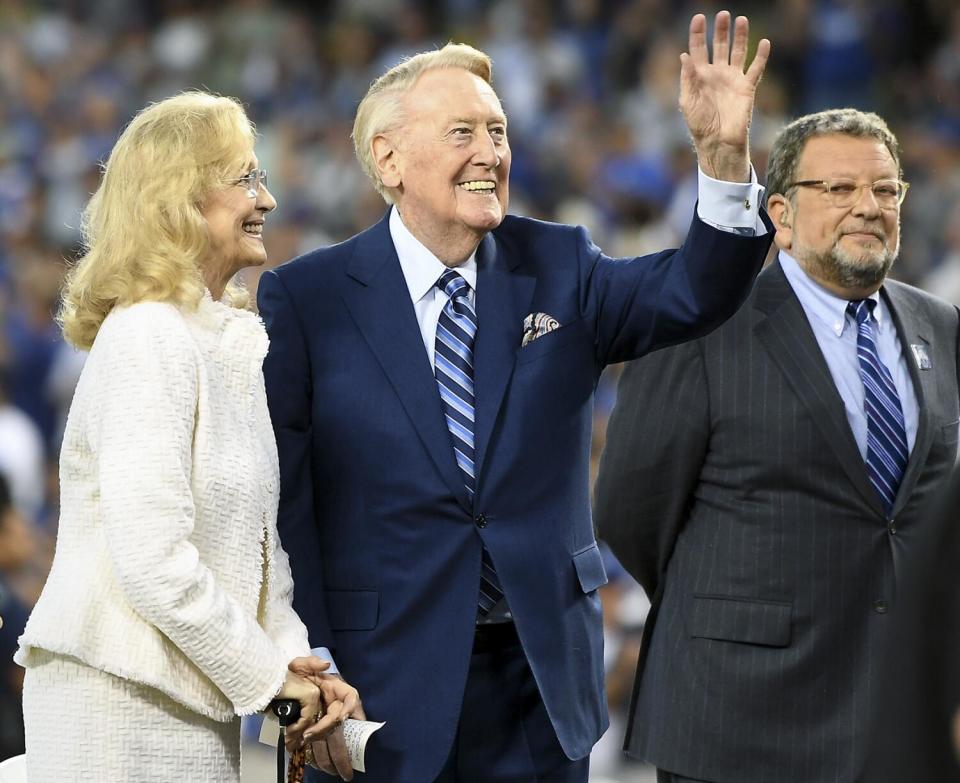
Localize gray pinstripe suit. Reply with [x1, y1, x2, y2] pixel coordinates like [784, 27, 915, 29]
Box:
[595, 260, 960, 783]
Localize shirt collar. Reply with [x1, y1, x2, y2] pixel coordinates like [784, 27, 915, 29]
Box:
[389, 207, 478, 303]
[778, 250, 883, 337]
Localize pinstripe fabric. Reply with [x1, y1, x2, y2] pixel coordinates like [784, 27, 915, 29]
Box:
[596, 262, 960, 783]
[847, 299, 909, 514]
[434, 269, 503, 614]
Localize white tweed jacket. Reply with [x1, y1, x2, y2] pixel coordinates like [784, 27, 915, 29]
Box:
[16, 294, 310, 721]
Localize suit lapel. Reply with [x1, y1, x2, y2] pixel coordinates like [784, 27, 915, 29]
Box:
[340, 213, 472, 512]
[472, 233, 534, 479]
[882, 286, 935, 515]
[753, 262, 886, 516]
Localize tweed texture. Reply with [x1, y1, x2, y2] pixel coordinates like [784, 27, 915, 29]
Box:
[16, 294, 309, 723]
[24, 649, 242, 781]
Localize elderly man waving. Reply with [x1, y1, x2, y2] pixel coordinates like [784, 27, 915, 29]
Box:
[259, 12, 772, 783]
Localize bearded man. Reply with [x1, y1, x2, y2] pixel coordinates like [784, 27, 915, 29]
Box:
[595, 108, 960, 783]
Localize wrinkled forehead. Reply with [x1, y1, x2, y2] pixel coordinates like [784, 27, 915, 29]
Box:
[403, 67, 506, 125]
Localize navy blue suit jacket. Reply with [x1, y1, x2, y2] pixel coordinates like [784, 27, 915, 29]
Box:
[258, 209, 771, 782]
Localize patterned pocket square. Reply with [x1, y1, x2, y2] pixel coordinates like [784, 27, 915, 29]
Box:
[521, 312, 561, 347]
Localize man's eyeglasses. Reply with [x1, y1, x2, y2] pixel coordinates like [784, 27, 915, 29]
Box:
[233, 168, 268, 198]
[785, 178, 909, 209]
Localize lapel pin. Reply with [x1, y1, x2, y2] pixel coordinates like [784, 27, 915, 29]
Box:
[910, 344, 932, 370]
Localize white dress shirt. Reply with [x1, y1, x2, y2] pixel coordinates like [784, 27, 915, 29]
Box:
[779, 250, 919, 460]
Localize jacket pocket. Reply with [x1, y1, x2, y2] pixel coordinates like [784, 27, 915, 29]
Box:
[689, 594, 792, 648]
[326, 589, 379, 631]
[516, 319, 590, 364]
[572, 542, 609, 593]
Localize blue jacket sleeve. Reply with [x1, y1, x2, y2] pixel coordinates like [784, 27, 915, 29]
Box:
[582, 209, 773, 366]
[258, 269, 333, 650]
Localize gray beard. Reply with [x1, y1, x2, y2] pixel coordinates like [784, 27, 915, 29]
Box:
[802, 238, 898, 292]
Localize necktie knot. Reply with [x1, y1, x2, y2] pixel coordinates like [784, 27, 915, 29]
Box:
[847, 298, 876, 326]
[437, 269, 469, 300]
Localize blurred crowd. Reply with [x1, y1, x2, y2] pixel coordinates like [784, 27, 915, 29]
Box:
[1, 0, 959, 775]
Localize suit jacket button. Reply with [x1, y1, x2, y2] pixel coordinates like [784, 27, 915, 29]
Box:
[474, 514, 487, 528]
[873, 599, 888, 614]
[887, 519, 897, 535]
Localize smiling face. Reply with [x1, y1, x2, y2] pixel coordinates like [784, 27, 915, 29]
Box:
[374, 67, 511, 265]
[769, 133, 901, 298]
[200, 155, 277, 298]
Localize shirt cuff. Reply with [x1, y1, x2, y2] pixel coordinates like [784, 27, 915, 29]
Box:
[310, 646, 339, 675]
[696, 166, 767, 236]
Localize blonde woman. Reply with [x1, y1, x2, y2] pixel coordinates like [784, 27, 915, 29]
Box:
[15, 92, 360, 782]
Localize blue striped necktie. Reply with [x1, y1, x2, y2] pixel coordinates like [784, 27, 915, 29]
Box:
[847, 299, 908, 515]
[434, 269, 504, 615]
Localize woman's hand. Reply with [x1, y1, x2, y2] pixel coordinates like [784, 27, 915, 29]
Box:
[287, 657, 365, 780]
[274, 667, 324, 750]
[304, 675, 365, 740]
[305, 676, 366, 779]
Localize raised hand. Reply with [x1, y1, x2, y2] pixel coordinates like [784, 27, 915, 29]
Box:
[680, 11, 770, 182]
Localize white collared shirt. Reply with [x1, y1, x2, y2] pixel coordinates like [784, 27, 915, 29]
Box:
[389, 207, 478, 367]
[779, 250, 919, 460]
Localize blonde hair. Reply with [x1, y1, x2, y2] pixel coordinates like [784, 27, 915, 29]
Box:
[352, 42, 493, 203]
[60, 91, 256, 350]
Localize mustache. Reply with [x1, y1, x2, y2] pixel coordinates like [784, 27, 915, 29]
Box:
[839, 224, 885, 240]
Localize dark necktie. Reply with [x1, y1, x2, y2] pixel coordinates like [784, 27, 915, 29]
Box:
[434, 270, 504, 615]
[847, 299, 909, 514]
